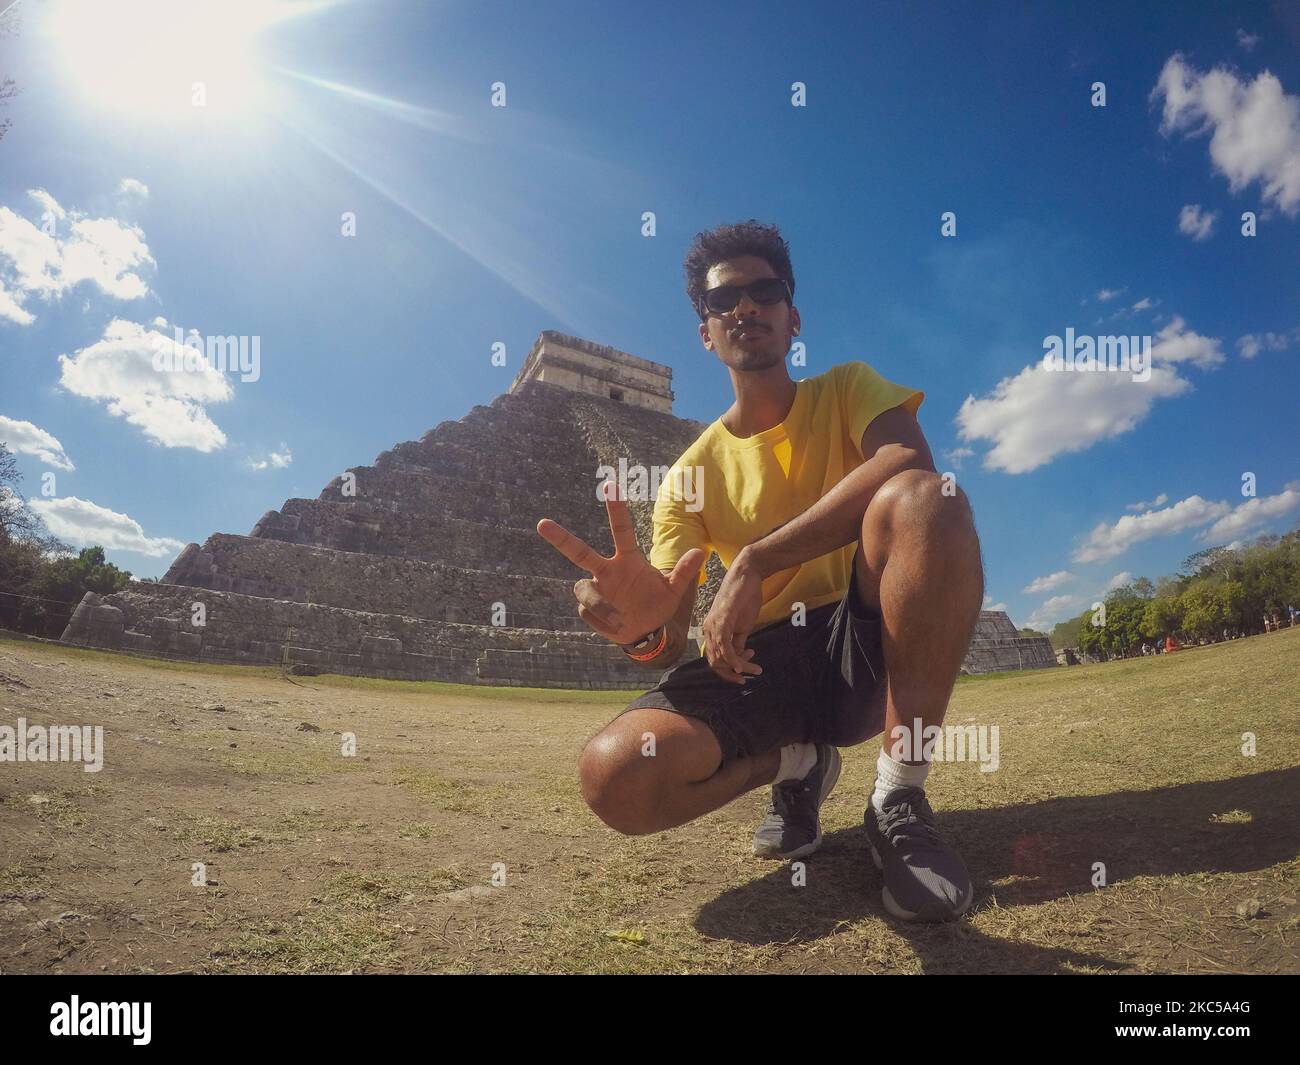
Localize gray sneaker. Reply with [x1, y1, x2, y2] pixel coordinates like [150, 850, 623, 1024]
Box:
[864, 785, 973, 921]
[752, 744, 842, 860]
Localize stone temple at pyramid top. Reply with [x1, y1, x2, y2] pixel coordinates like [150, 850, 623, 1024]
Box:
[508, 330, 676, 415]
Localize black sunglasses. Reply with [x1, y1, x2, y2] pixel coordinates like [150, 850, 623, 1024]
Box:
[697, 277, 791, 318]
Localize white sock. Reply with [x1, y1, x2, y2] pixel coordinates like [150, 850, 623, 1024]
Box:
[775, 741, 818, 783]
[871, 746, 930, 814]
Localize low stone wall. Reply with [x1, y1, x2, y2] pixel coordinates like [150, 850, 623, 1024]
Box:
[60, 586, 673, 689]
[60, 588, 1052, 685]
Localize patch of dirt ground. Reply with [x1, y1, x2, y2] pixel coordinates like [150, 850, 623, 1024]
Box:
[0, 629, 1297, 974]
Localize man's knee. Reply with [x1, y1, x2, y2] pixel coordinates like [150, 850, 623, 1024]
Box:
[578, 724, 666, 836]
[863, 467, 975, 545]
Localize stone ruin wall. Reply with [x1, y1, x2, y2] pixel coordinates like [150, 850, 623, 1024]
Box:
[963, 612, 1057, 674]
[509, 332, 675, 414]
[61, 376, 722, 688]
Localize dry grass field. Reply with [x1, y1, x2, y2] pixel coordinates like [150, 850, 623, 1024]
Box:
[1, 627, 1296, 974]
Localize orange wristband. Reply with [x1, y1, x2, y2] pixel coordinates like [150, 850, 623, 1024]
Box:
[623, 626, 667, 661]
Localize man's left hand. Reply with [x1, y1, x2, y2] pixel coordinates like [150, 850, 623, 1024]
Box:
[700, 548, 766, 684]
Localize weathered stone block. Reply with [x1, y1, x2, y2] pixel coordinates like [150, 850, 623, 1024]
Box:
[172, 631, 202, 656]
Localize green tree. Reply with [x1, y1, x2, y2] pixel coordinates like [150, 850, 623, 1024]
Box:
[0, 443, 132, 636]
[1100, 591, 1147, 656]
[1049, 611, 1088, 651]
[1141, 596, 1182, 641]
[1154, 573, 1184, 599]
[1180, 580, 1228, 639]
[1077, 610, 1104, 657]
[0, 442, 41, 541]
[22, 546, 133, 638]
[1110, 577, 1155, 602]
[1238, 540, 1292, 626]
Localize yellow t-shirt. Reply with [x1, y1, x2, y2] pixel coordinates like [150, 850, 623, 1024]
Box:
[648, 360, 924, 652]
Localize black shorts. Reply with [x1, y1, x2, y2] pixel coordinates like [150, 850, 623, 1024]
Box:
[616, 562, 887, 769]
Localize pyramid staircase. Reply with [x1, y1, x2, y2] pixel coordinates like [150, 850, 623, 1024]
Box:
[61, 378, 719, 688]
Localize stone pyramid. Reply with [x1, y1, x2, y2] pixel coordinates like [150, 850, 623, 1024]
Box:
[61, 330, 1054, 685]
[61, 333, 710, 688]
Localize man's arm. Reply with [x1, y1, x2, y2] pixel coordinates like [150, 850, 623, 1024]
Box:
[622, 571, 699, 669]
[737, 406, 935, 580]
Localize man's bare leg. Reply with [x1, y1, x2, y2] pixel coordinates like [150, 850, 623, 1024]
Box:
[851, 467, 983, 921]
[852, 468, 984, 745]
[579, 708, 780, 835]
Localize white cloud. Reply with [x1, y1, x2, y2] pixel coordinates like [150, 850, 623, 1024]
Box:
[1152, 55, 1300, 218]
[1027, 594, 1087, 632]
[1097, 287, 1125, 302]
[1023, 570, 1074, 594]
[982, 595, 1008, 612]
[27, 496, 186, 558]
[1104, 571, 1134, 591]
[942, 446, 974, 469]
[56, 318, 232, 451]
[0, 416, 75, 470]
[59, 217, 153, 299]
[0, 279, 33, 326]
[1149, 315, 1225, 369]
[1178, 203, 1218, 241]
[1197, 486, 1300, 543]
[247, 443, 293, 471]
[0, 189, 154, 325]
[118, 178, 150, 199]
[1073, 495, 1232, 563]
[1235, 330, 1295, 358]
[0, 206, 62, 299]
[1096, 296, 1160, 325]
[1236, 29, 1260, 51]
[1126, 492, 1169, 512]
[28, 188, 66, 221]
[956, 363, 1189, 474]
[957, 316, 1223, 474]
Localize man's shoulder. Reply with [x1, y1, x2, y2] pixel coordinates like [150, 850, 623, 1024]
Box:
[825, 359, 876, 382]
[668, 419, 724, 466]
[803, 361, 868, 388]
[824, 359, 918, 397]
[796, 361, 859, 399]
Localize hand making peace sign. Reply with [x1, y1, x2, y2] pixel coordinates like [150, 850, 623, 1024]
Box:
[536, 479, 706, 648]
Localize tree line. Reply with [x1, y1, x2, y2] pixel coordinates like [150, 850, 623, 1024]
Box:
[1048, 531, 1300, 658]
[0, 443, 136, 638]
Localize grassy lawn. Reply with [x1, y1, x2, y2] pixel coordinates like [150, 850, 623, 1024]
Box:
[0, 627, 1296, 973]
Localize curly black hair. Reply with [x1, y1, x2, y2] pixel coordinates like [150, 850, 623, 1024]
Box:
[682, 219, 795, 321]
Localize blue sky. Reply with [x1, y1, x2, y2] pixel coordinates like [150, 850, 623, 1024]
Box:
[1, 0, 1297, 632]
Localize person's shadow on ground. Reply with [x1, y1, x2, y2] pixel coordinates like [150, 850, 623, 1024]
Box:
[694, 766, 1300, 973]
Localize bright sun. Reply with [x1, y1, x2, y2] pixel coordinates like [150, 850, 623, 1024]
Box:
[50, 0, 325, 121]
